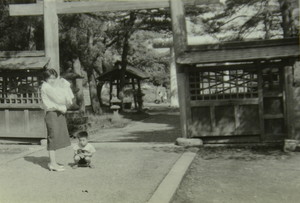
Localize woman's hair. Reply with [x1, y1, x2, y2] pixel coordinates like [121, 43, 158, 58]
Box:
[42, 68, 58, 81]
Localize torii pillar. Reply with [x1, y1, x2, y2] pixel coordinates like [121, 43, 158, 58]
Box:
[44, 0, 61, 74]
[153, 40, 179, 107]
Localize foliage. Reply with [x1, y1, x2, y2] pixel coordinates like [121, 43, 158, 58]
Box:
[190, 0, 299, 41]
[59, 14, 107, 74]
[58, 9, 173, 93]
[0, 0, 43, 51]
[127, 30, 170, 86]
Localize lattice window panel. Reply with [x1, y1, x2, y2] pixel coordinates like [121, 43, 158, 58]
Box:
[262, 67, 282, 93]
[189, 69, 258, 100]
[0, 75, 42, 104]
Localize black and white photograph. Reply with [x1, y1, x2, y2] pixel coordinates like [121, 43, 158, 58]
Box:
[0, 0, 299, 202]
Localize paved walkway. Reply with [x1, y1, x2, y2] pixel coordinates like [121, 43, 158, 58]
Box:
[0, 143, 184, 203]
[0, 144, 43, 165]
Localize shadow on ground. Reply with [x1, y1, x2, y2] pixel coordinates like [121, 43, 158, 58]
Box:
[91, 109, 181, 143]
[120, 111, 150, 121]
[119, 114, 181, 143]
[24, 156, 49, 169]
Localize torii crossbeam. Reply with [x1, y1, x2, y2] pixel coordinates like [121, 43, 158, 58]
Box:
[10, 0, 219, 16]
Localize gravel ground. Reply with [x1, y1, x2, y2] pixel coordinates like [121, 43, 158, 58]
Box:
[172, 147, 300, 203]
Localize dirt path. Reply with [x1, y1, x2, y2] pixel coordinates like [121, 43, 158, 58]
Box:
[90, 108, 181, 143]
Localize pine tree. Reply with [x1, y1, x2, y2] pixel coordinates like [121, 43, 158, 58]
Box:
[198, 0, 299, 41]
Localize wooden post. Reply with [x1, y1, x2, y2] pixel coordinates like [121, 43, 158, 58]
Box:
[258, 68, 265, 141]
[109, 78, 113, 106]
[137, 79, 143, 110]
[131, 78, 138, 109]
[234, 105, 240, 131]
[5, 110, 9, 133]
[44, 0, 61, 74]
[170, 0, 189, 138]
[170, 0, 187, 54]
[116, 79, 120, 99]
[210, 106, 216, 132]
[284, 65, 295, 139]
[24, 109, 30, 133]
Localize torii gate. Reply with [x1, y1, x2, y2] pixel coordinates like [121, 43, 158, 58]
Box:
[9, 0, 219, 138]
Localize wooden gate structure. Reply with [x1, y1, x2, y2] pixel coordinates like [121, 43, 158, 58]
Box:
[180, 38, 299, 143]
[0, 52, 49, 139]
[169, 0, 299, 143]
[7, 0, 299, 143]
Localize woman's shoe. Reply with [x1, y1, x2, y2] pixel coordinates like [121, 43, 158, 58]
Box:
[57, 164, 65, 169]
[48, 164, 65, 172]
[72, 164, 78, 169]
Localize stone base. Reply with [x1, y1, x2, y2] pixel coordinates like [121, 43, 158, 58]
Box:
[284, 139, 299, 152]
[176, 138, 203, 147]
[40, 139, 47, 146]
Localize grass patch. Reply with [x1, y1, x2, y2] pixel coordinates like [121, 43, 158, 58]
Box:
[88, 114, 130, 129]
[197, 146, 292, 161]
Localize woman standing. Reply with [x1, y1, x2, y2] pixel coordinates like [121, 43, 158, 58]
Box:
[41, 69, 73, 172]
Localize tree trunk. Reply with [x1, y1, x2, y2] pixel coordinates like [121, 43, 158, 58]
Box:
[73, 58, 85, 113]
[28, 23, 36, 50]
[119, 32, 130, 101]
[119, 12, 136, 108]
[278, 0, 294, 37]
[170, 48, 179, 107]
[97, 82, 104, 106]
[83, 28, 103, 114]
[263, 1, 271, 40]
[87, 69, 102, 114]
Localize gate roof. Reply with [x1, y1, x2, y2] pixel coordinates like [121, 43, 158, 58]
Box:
[98, 66, 149, 81]
[0, 57, 50, 70]
[177, 38, 299, 64]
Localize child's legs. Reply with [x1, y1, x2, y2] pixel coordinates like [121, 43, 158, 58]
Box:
[84, 156, 91, 164]
[74, 155, 81, 163]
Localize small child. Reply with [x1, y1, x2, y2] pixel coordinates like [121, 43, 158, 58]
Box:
[72, 131, 96, 169]
[51, 77, 74, 106]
